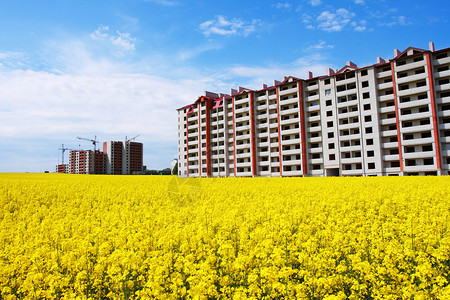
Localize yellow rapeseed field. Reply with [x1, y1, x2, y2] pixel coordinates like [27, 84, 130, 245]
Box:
[0, 173, 449, 299]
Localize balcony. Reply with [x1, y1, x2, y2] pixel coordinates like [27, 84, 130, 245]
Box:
[396, 73, 427, 85]
[282, 148, 301, 155]
[401, 124, 433, 134]
[380, 129, 398, 137]
[305, 84, 318, 91]
[340, 157, 363, 164]
[280, 117, 300, 126]
[403, 152, 434, 160]
[310, 158, 323, 164]
[435, 83, 450, 92]
[235, 133, 251, 141]
[306, 94, 319, 101]
[379, 118, 397, 126]
[395, 60, 425, 72]
[434, 69, 450, 79]
[437, 96, 450, 105]
[341, 169, 364, 176]
[378, 94, 394, 103]
[434, 55, 450, 66]
[397, 86, 429, 97]
[377, 82, 394, 90]
[399, 111, 431, 122]
[282, 159, 302, 166]
[308, 136, 322, 143]
[234, 97, 249, 105]
[382, 154, 399, 161]
[379, 106, 396, 114]
[376, 70, 392, 79]
[280, 107, 299, 115]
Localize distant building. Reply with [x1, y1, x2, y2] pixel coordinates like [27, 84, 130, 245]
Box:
[103, 141, 143, 174]
[177, 43, 450, 177]
[69, 150, 106, 174]
[56, 164, 70, 173]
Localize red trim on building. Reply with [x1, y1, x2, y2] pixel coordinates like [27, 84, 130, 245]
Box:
[186, 116, 189, 177]
[297, 80, 307, 175]
[232, 97, 236, 176]
[198, 104, 202, 176]
[425, 52, 442, 170]
[390, 61, 404, 171]
[249, 92, 257, 176]
[205, 99, 212, 177]
[276, 87, 283, 176]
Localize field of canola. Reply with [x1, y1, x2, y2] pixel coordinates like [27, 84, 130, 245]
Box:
[0, 173, 449, 299]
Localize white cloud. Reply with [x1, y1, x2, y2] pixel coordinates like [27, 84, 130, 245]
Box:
[91, 25, 136, 56]
[317, 9, 354, 32]
[274, 3, 291, 9]
[0, 52, 26, 69]
[310, 0, 322, 6]
[305, 40, 334, 52]
[355, 0, 364, 4]
[199, 16, 262, 37]
[177, 43, 222, 61]
[0, 40, 223, 172]
[225, 54, 330, 89]
[311, 8, 367, 32]
[380, 15, 411, 26]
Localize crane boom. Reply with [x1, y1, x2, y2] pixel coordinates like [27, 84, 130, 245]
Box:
[76, 136, 98, 150]
[125, 135, 140, 142]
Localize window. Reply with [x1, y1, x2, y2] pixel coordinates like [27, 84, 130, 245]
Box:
[403, 134, 414, 140]
[421, 132, 432, 138]
[399, 84, 409, 91]
[406, 159, 416, 166]
[324, 78, 331, 85]
[327, 121, 333, 128]
[329, 154, 335, 160]
[367, 150, 374, 157]
[424, 158, 434, 165]
[325, 89, 331, 95]
[403, 121, 413, 128]
[328, 143, 335, 149]
[365, 115, 372, 122]
[365, 127, 373, 134]
[362, 81, 369, 88]
[326, 110, 333, 117]
[368, 162, 375, 169]
[422, 145, 433, 152]
[401, 109, 412, 115]
[364, 104, 371, 111]
[326, 100, 332, 106]
[416, 81, 427, 88]
[405, 146, 415, 153]
[361, 69, 368, 76]
[328, 132, 334, 138]
[363, 92, 370, 99]
[419, 106, 429, 113]
[366, 139, 374, 145]
[391, 161, 400, 168]
[420, 119, 431, 125]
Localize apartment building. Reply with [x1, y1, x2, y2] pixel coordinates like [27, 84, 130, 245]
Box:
[69, 150, 105, 174]
[103, 141, 143, 175]
[177, 43, 450, 177]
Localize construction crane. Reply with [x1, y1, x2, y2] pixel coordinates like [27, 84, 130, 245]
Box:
[76, 136, 99, 151]
[58, 144, 72, 165]
[125, 135, 140, 142]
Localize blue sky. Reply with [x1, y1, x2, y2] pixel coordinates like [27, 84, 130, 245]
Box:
[0, 0, 449, 172]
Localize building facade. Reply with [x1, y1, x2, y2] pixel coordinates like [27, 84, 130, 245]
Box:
[103, 141, 144, 175]
[177, 43, 450, 177]
[69, 150, 105, 174]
